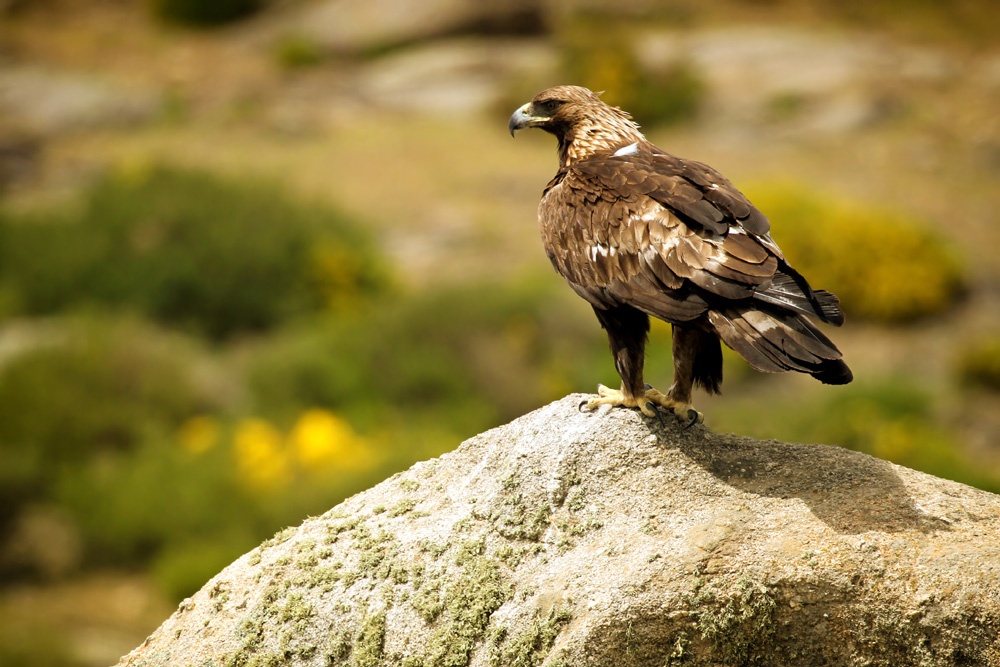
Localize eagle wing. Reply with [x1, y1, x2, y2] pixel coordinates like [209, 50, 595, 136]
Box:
[539, 145, 843, 327]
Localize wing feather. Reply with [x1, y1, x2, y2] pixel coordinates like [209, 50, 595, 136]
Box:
[722, 231, 770, 263]
[663, 244, 694, 279]
[676, 236, 707, 270]
[704, 254, 778, 282]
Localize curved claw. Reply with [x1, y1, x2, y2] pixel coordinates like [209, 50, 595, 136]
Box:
[579, 399, 591, 413]
[653, 404, 667, 424]
[683, 409, 700, 429]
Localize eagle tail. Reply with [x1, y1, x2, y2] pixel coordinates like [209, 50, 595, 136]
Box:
[708, 306, 853, 385]
[753, 269, 845, 326]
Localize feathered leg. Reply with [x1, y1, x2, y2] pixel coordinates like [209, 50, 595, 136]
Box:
[662, 324, 720, 424]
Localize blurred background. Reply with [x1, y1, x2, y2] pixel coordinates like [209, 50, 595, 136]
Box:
[1, 0, 999, 664]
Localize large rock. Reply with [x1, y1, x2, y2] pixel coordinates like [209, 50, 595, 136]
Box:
[358, 38, 557, 113]
[634, 27, 958, 134]
[274, 0, 542, 56]
[118, 395, 1000, 667]
[0, 66, 158, 136]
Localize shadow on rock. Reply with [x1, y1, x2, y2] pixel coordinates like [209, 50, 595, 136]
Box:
[660, 422, 952, 535]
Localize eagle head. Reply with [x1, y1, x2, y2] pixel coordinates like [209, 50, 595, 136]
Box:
[507, 85, 603, 136]
[508, 85, 644, 165]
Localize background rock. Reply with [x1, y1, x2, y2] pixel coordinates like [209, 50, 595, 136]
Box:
[273, 0, 544, 56]
[358, 38, 558, 113]
[0, 66, 159, 136]
[633, 27, 959, 134]
[117, 395, 1000, 667]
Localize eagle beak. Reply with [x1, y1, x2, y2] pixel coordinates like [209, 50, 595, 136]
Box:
[508, 103, 534, 137]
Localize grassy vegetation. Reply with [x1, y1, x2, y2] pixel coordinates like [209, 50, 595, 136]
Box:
[0, 165, 388, 339]
[955, 334, 1000, 393]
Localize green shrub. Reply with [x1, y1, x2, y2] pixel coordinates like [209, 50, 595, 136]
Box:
[151, 0, 262, 27]
[0, 319, 228, 530]
[52, 435, 251, 568]
[274, 33, 325, 69]
[0, 618, 79, 667]
[629, 59, 705, 126]
[745, 183, 966, 323]
[0, 315, 411, 591]
[0, 164, 388, 339]
[557, 16, 704, 126]
[244, 280, 599, 433]
[955, 334, 1000, 392]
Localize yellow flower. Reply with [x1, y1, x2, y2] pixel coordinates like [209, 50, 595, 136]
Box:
[177, 415, 220, 456]
[233, 418, 290, 491]
[290, 408, 373, 472]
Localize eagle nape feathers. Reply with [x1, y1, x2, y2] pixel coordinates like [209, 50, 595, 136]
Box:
[509, 85, 852, 425]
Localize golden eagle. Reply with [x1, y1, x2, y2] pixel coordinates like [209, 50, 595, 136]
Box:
[509, 85, 852, 425]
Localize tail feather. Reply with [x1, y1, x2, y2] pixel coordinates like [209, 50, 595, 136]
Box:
[813, 290, 845, 325]
[709, 306, 853, 385]
[754, 269, 845, 326]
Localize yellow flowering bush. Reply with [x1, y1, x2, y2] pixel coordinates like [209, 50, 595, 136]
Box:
[201, 409, 379, 492]
[745, 183, 967, 323]
[290, 408, 374, 471]
[233, 418, 291, 491]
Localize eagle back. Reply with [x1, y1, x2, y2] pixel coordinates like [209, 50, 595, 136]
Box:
[537, 144, 796, 320]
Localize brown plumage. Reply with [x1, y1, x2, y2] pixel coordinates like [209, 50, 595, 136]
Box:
[509, 85, 852, 424]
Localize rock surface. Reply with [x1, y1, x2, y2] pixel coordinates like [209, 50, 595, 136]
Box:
[273, 0, 542, 56]
[0, 66, 158, 136]
[358, 38, 557, 113]
[633, 27, 958, 134]
[117, 395, 1000, 667]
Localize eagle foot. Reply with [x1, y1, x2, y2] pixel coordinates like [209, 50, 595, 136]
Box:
[584, 384, 705, 425]
[682, 409, 702, 429]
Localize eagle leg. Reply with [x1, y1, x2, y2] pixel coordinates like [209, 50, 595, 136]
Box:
[661, 323, 719, 425]
[585, 305, 706, 423]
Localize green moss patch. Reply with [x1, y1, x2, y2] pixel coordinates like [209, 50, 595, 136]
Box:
[489, 605, 573, 667]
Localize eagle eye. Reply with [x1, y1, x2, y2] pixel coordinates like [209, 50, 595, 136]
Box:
[537, 99, 562, 115]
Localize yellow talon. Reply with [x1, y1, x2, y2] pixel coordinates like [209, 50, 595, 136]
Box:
[583, 384, 704, 424]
